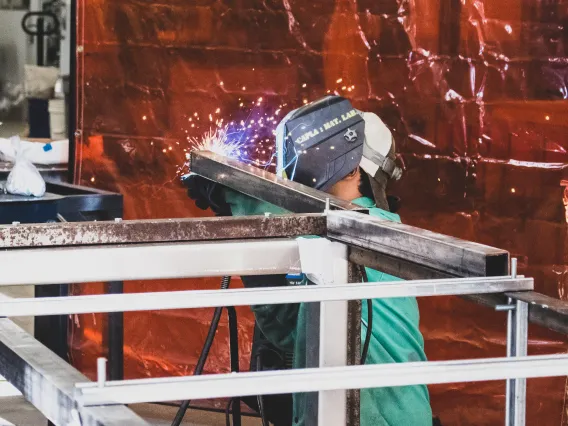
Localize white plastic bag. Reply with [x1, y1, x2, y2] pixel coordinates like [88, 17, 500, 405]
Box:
[6, 136, 46, 197]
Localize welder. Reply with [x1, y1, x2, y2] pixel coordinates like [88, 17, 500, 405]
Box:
[185, 95, 434, 426]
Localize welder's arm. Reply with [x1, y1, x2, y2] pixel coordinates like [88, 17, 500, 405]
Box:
[242, 276, 300, 353]
[184, 176, 300, 350]
[226, 189, 300, 352]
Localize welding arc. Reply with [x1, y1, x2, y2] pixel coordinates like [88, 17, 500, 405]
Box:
[171, 276, 232, 426]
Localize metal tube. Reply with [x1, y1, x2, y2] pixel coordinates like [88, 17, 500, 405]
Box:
[0, 277, 534, 317]
[0, 239, 302, 286]
[75, 354, 568, 407]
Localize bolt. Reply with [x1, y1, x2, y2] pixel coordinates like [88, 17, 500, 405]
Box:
[97, 357, 107, 388]
[511, 258, 518, 278]
[495, 304, 515, 312]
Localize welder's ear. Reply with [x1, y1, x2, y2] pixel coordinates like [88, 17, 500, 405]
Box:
[343, 168, 359, 181]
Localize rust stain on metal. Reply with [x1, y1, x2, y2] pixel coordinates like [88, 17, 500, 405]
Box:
[0, 214, 326, 248]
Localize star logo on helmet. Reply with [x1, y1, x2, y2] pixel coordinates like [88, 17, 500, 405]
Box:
[344, 128, 358, 142]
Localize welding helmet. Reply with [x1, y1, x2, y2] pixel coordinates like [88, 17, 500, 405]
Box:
[275, 95, 401, 191]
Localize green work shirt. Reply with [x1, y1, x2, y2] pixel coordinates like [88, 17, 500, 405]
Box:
[225, 191, 432, 426]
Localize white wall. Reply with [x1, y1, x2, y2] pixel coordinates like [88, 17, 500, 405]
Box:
[0, 10, 33, 87]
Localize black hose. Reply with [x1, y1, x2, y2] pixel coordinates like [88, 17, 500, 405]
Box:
[225, 398, 234, 426]
[227, 306, 241, 426]
[171, 276, 231, 426]
[360, 267, 373, 365]
[256, 353, 270, 426]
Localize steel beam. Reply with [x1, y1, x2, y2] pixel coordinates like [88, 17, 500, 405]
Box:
[75, 354, 568, 406]
[190, 151, 364, 213]
[0, 239, 301, 286]
[349, 246, 568, 336]
[0, 277, 533, 317]
[0, 318, 149, 426]
[506, 291, 568, 336]
[0, 214, 325, 248]
[329, 211, 509, 278]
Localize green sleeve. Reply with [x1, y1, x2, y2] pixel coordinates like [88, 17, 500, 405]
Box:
[225, 189, 299, 352]
[224, 188, 289, 216]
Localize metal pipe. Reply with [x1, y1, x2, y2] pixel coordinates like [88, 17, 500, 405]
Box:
[75, 354, 568, 407]
[0, 277, 534, 317]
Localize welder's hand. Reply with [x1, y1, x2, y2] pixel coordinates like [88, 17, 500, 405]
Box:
[183, 174, 232, 216]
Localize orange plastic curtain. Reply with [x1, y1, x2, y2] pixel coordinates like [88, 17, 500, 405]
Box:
[73, 0, 568, 423]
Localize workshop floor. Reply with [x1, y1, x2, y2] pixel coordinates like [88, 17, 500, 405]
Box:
[0, 398, 261, 425]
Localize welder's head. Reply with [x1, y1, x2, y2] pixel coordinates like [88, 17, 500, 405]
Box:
[275, 96, 401, 200]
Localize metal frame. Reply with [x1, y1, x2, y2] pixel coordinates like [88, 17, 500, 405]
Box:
[0, 277, 534, 317]
[0, 152, 566, 426]
[74, 354, 568, 407]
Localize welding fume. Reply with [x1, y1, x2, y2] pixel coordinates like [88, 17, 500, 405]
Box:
[179, 96, 441, 426]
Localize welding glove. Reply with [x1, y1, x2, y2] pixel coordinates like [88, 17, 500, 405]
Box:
[183, 173, 232, 216]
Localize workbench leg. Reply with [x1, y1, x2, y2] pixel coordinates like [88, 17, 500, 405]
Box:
[107, 281, 124, 381]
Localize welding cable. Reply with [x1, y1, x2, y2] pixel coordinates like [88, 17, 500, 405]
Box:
[360, 267, 373, 365]
[227, 305, 242, 426]
[171, 276, 231, 426]
[256, 352, 270, 426]
[225, 398, 235, 426]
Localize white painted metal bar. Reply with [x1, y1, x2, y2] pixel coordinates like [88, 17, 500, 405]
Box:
[75, 354, 568, 407]
[512, 300, 529, 426]
[317, 241, 349, 426]
[0, 277, 533, 317]
[0, 239, 301, 286]
[0, 319, 149, 425]
[505, 296, 514, 426]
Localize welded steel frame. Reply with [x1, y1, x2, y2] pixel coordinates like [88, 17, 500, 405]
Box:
[0, 152, 566, 425]
[0, 215, 558, 426]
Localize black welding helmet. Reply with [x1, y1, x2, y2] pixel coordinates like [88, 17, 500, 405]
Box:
[275, 95, 402, 191]
[275, 95, 365, 190]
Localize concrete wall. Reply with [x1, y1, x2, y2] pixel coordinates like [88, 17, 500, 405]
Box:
[0, 10, 33, 87]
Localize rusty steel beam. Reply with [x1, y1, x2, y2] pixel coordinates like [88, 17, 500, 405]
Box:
[0, 214, 325, 248]
[190, 151, 365, 213]
[505, 291, 568, 336]
[330, 211, 509, 278]
[349, 247, 568, 336]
